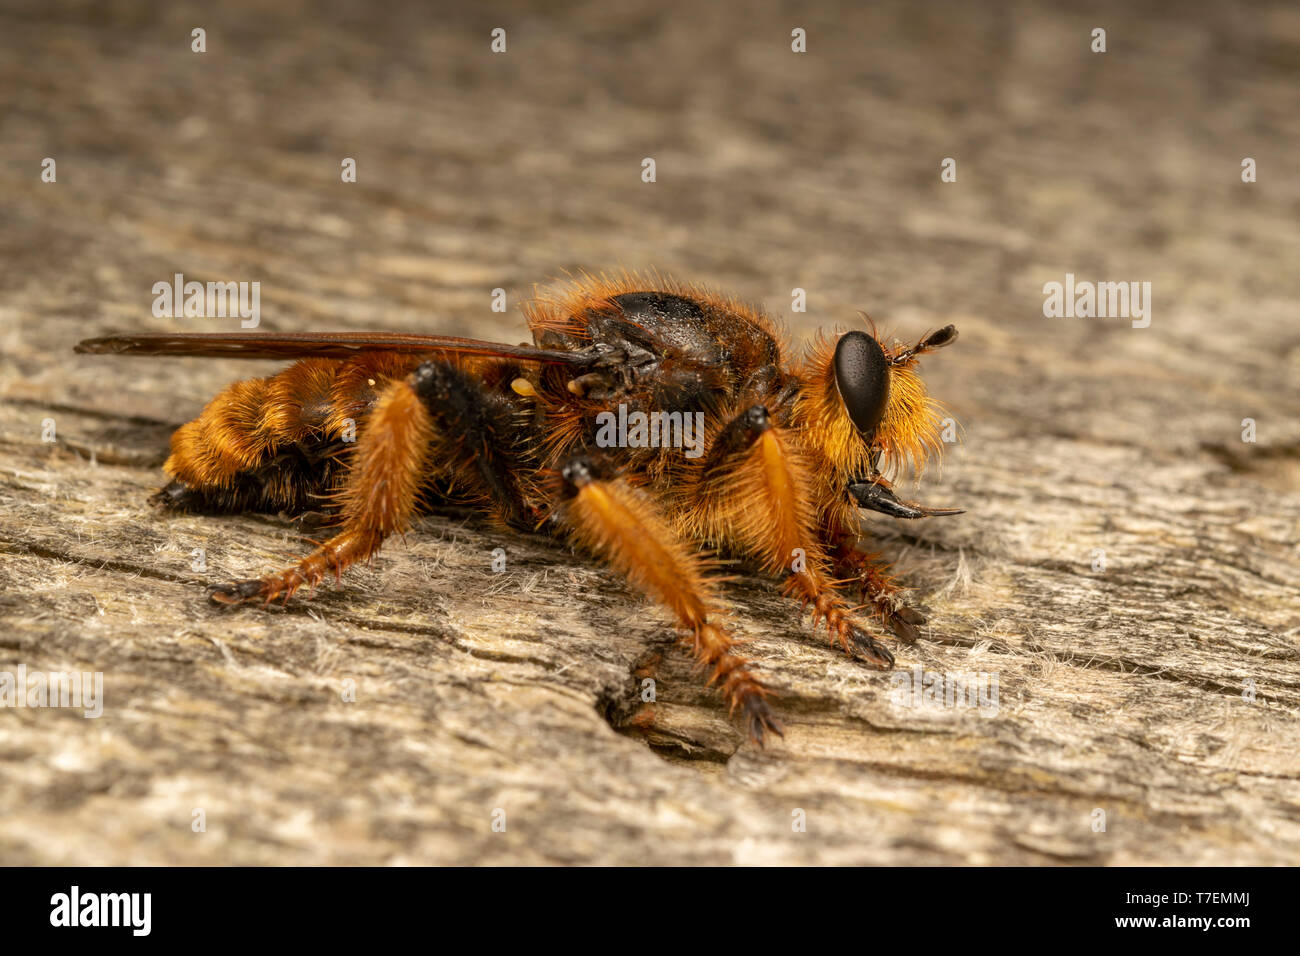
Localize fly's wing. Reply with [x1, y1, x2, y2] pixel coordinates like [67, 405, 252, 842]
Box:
[73, 331, 593, 365]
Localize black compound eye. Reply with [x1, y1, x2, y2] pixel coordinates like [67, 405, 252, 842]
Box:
[833, 331, 890, 434]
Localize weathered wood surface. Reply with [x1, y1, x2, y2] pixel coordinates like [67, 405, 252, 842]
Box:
[1, 0, 1298, 865]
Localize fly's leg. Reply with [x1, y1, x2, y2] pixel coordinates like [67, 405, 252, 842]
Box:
[555, 454, 782, 745]
[681, 403, 896, 669]
[209, 358, 532, 604]
[210, 372, 434, 604]
[824, 525, 928, 644]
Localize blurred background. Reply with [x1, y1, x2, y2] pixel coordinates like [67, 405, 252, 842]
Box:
[4, 0, 1296, 461]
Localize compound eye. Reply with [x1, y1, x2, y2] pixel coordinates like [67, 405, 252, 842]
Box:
[833, 330, 890, 434]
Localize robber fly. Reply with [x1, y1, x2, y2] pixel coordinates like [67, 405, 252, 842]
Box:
[76, 273, 961, 743]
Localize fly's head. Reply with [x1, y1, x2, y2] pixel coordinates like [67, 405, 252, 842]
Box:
[798, 322, 963, 520]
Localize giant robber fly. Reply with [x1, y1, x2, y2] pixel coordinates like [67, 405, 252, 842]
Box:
[76, 273, 962, 743]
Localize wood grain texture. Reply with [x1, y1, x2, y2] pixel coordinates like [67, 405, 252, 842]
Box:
[1, 0, 1298, 865]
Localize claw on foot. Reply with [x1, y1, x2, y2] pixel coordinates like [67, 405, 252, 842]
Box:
[848, 625, 896, 669]
[887, 604, 926, 643]
[743, 694, 785, 746]
[209, 579, 270, 605]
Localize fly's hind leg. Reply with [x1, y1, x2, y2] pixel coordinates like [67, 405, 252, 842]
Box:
[555, 454, 782, 745]
[210, 373, 434, 604]
[209, 358, 531, 604]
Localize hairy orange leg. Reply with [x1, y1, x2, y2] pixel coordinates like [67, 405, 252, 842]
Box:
[555, 455, 782, 745]
[210, 375, 433, 604]
[686, 404, 896, 668]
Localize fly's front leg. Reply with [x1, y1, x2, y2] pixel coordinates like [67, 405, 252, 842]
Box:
[683, 403, 895, 669]
[823, 522, 927, 644]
